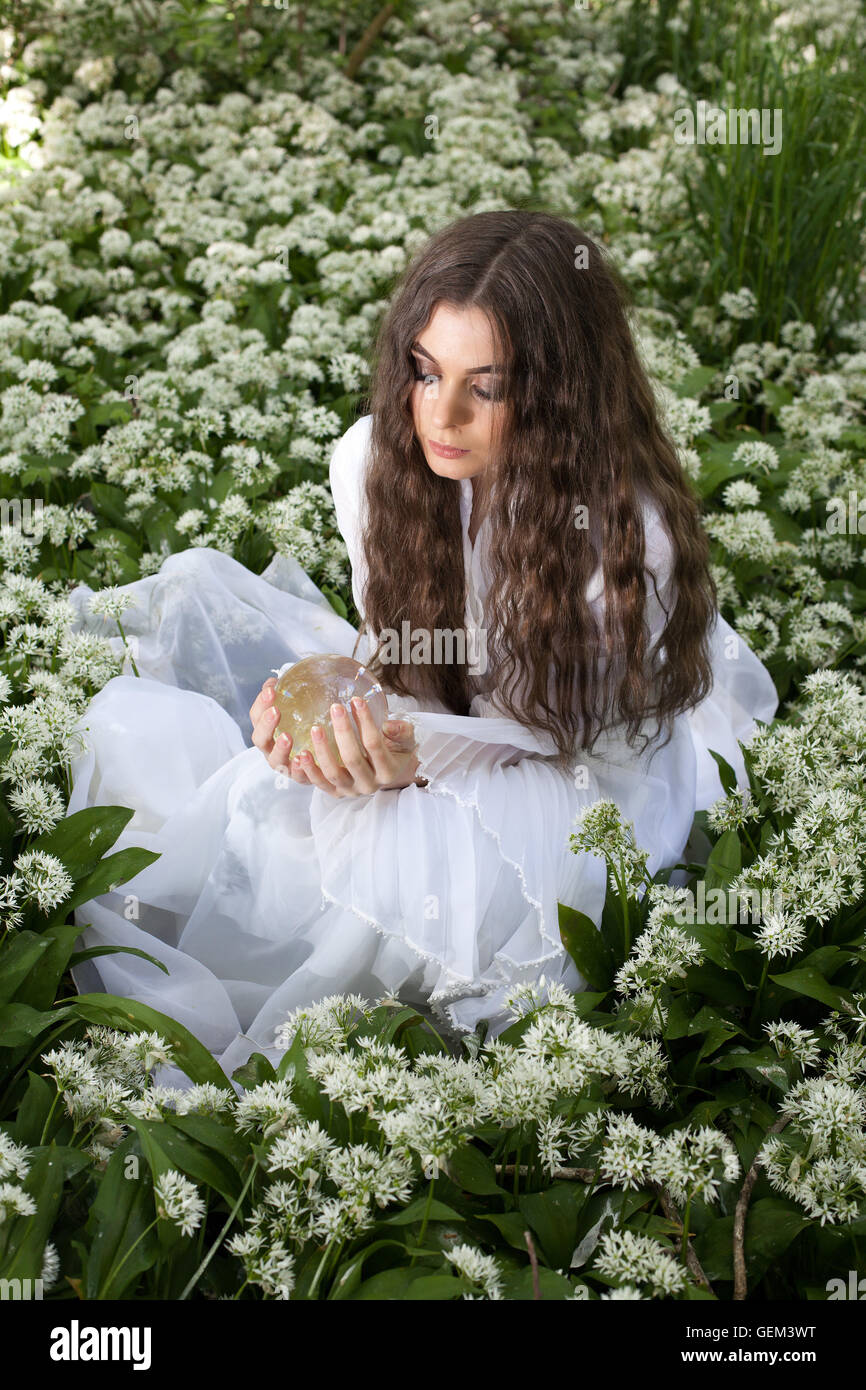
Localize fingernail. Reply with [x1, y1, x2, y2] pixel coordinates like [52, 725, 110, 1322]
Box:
[383, 721, 402, 735]
[330, 703, 346, 720]
[267, 708, 278, 719]
[311, 725, 324, 739]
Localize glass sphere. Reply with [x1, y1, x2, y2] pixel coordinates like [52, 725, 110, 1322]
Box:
[270, 654, 387, 768]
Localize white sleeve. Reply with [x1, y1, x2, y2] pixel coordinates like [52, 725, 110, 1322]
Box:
[642, 497, 677, 657]
[328, 414, 373, 620]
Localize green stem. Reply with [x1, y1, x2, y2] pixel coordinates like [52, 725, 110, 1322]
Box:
[749, 958, 770, 1034]
[513, 1143, 522, 1201]
[415, 1175, 437, 1253]
[115, 619, 140, 677]
[100, 1216, 159, 1298]
[680, 1195, 693, 1266]
[307, 1236, 337, 1300]
[39, 1089, 61, 1146]
[179, 1155, 259, 1301]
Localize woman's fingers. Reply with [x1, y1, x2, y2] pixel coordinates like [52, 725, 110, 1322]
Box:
[267, 730, 294, 772]
[249, 676, 277, 728]
[352, 699, 414, 778]
[291, 747, 337, 793]
[327, 704, 376, 785]
[251, 702, 281, 753]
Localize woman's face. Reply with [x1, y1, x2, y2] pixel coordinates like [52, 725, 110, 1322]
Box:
[409, 302, 506, 483]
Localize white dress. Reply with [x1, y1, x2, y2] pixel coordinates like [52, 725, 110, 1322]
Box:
[66, 414, 779, 1087]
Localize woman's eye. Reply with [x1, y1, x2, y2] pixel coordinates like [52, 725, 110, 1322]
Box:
[412, 364, 498, 402]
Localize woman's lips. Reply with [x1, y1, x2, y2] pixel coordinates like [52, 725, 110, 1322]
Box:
[429, 439, 470, 458]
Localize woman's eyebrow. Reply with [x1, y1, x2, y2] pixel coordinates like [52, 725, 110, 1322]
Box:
[411, 340, 501, 373]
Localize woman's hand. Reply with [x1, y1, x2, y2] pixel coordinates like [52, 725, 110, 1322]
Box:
[249, 677, 424, 797]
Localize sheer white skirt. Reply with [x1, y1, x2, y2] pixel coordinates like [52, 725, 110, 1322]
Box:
[65, 546, 779, 1086]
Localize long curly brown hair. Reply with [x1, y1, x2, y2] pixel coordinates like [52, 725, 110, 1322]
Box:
[355, 210, 717, 770]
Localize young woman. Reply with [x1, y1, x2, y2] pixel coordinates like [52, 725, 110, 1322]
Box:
[67, 210, 779, 1087]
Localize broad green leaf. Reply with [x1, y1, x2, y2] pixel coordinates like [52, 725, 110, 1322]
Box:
[518, 1183, 586, 1272]
[404, 1273, 465, 1299]
[0, 1002, 72, 1049]
[1, 1144, 88, 1281]
[442, 1143, 504, 1197]
[64, 847, 162, 913]
[500, 1265, 576, 1300]
[0, 933, 51, 1006]
[769, 966, 857, 1013]
[708, 749, 739, 797]
[558, 902, 614, 992]
[351, 1265, 435, 1299]
[476, 1210, 537, 1254]
[328, 1239, 409, 1301]
[70, 993, 233, 1092]
[31, 806, 134, 880]
[381, 1196, 465, 1226]
[231, 1051, 277, 1089]
[83, 1135, 159, 1299]
[126, 1116, 242, 1209]
[169, 1112, 251, 1173]
[703, 830, 742, 892]
[11, 1071, 58, 1147]
[14, 923, 88, 1010]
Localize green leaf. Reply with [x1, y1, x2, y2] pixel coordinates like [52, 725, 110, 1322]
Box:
[0, 932, 51, 1006]
[31, 805, 134, 879]
[231, 1051, 277, 1089]
[442, 1143, 504, 1197]
[328, 1240, 409, 1301]
[673, 366, 717, 398]
[708, 749, 739, 797]
[769, 966, 857, 1013]
[320, 585, 348, 619]
[501, 1265, 576, 1300]
[126, 1116, 242, 1209]
[89, 481, 136, 528]
[64, 846, 162, 913]
[694, 1198, 809, 1286]
[0, 1002, 72, 1049]
[714, 1044, 795, 1093]
[69, 994, 233, 1092]
[69, 944, 170, 975]
[169, 1112, 251, 1174]
[476, 1210, 537, 1254]
[11, 1071, 58, 1147]
[381, 1196, 465, 1226]
[351, 1266, 435, 1299]
[518, 1182, 585, 1272]
[404, 1273, 465, 1299]
[0, 1144, 88, 1280]
[14, 923, 88, 1010]
[83, 1135, 159, 1298]
[558, 902, 614, 991]
[703, 830, 742, 892]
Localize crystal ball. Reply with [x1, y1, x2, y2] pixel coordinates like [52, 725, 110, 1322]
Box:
[270, 654, 388, 768]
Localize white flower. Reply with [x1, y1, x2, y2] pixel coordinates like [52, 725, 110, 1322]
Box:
[88, 586, 137, 621]
[153, 1169, 206, 1237]
[444, 1243, 505, 1300]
